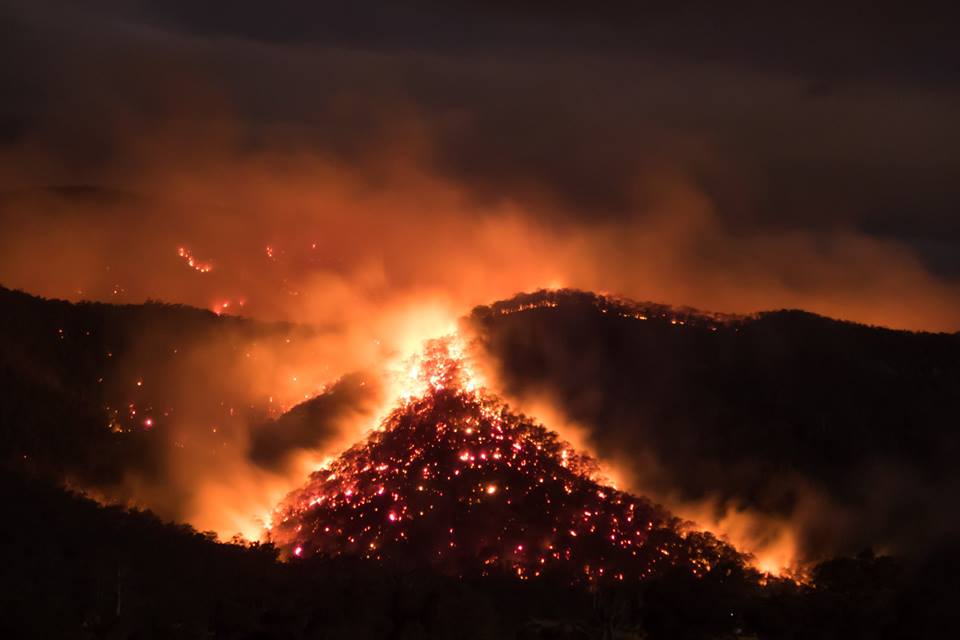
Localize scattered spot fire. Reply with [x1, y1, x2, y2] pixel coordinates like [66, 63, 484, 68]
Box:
[176, 246, 213, 273]
[269, 337, 745, 583]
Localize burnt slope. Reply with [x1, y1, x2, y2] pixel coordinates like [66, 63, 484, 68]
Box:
[470, 289, 960, 560]
[0, 285, 307, 485]
[271, 340, 744, 585]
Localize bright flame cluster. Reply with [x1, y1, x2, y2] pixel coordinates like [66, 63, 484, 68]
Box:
[392, 334, 482, 403]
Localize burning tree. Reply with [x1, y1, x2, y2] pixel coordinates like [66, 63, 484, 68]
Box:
[270, 338, 744, 584]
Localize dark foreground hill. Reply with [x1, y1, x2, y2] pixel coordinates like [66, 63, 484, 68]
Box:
[5, 468, 959, 639]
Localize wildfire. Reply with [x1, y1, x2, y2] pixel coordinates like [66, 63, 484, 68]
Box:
[268, 337, 744, 584]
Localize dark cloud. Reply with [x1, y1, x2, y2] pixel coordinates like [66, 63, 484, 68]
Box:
[109, 2, 960, 83]
[2, 1, 958, 275]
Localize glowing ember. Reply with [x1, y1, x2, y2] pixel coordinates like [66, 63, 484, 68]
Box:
[177, 246, 213, 273]
[209, 299, 246, 315]
[269, 337, 744, 584]
[478, 289, 743, 331]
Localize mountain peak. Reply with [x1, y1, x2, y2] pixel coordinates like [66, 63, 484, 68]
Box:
[269, 338, 743, 583]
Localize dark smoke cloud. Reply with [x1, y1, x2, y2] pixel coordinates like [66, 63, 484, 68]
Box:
[2, 0, 959, 278]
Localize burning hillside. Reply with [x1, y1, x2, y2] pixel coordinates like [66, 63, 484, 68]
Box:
[269, 337, 745, 584]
